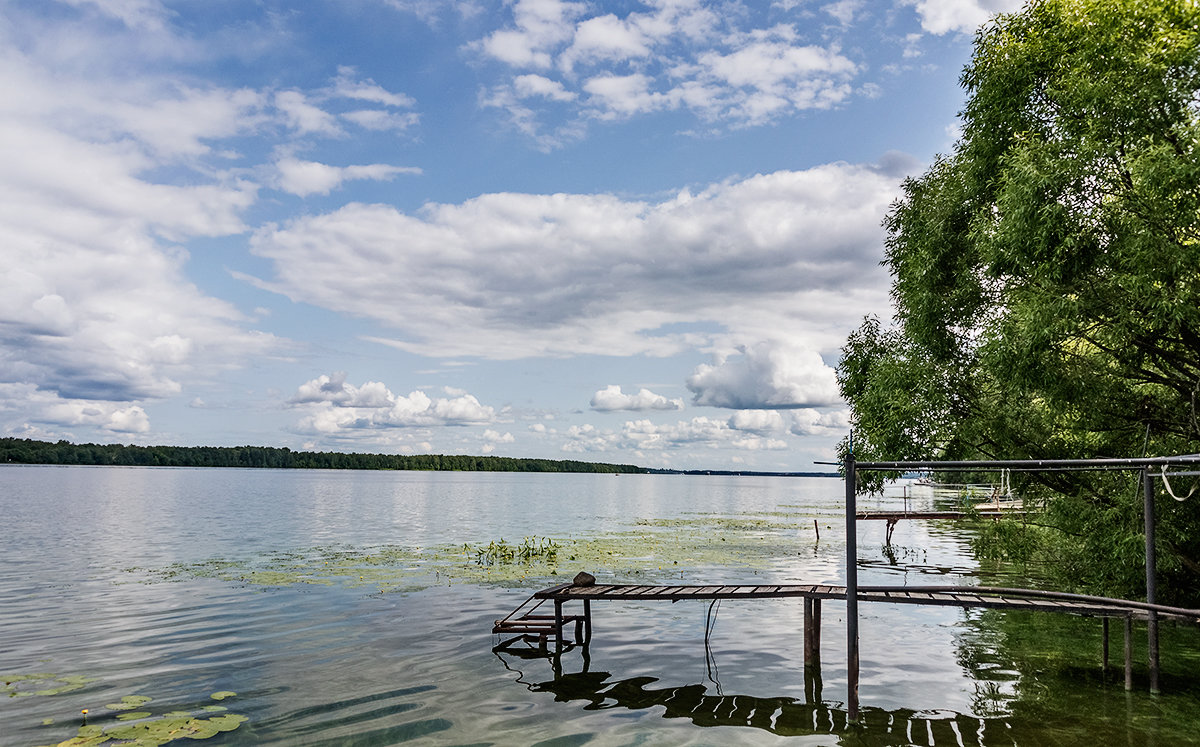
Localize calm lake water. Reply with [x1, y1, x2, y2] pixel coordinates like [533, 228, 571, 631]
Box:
[3, 465, 1200, 745]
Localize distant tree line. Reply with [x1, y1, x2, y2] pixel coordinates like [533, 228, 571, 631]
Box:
[0, 438, 645, 474]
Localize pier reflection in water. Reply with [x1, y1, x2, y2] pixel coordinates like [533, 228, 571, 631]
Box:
[498, 644, 1014, 746]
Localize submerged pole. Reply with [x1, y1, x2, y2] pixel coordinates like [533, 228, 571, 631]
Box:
[1124, 616, 1133, 691]
[845, 452, 859, 721]
[1144, 468, 1160, 694]
[1102, 617, 1109, 673]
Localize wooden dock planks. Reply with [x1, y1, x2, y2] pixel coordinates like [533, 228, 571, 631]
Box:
[533, 582, 1191, 623]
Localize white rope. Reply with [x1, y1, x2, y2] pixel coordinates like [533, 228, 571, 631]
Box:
[1161, 464, 1198, 502]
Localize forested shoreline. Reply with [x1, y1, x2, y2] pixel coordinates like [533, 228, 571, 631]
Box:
[0, 438, 644, 474]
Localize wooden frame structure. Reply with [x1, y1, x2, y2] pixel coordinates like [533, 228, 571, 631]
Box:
[845, 453, 1200, 719]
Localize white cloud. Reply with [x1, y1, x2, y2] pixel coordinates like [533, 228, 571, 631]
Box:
[906, 0, 1023, 35]
[331, 67, 416, 108]
[250, 158, 903, 360]
[274, 157, 421, 197]
[290, 373, 496, 433]
[475, 1, 862, 138]
[59, 0, 169, 31]
[0, 22, 294, 440]
[513, 74, 577, 102]
[559, 13, 652, 72]
[275, 90, 342, 136]
[590, 385, 684, 412]
[475, 0, 585, 69]
[44, 401, 151, 433]
[341, 110, 421, 132]
[687, 340, 841, 409]
[562, 415, 792, 453]
[821, 0, 863, 27]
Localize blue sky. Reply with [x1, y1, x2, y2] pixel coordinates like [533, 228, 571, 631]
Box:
[1, 0, 1021, 470]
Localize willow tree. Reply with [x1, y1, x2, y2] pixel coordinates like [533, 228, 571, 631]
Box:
[839, 0, 1200, 602]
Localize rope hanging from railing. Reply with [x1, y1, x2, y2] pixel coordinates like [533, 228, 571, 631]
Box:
[1161, 464, 1198, 502]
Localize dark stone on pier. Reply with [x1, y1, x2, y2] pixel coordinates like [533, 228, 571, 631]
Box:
[573, 571, 596, 587]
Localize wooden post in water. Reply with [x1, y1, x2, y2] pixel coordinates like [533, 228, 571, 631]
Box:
[845, 453, 859, 721]
[583, 599, 592, 644]
[554, 599, 564, 656]
[804, 597, 823, 670]
[1144, 468, 1160, 694]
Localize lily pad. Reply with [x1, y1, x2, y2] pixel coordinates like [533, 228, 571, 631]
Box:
[105, 694, 152, 710]
[44, 708, 249, 746]
[4, 673, 93, 698]
[209, 691, 236, 700]
[114, 710, 152, 721]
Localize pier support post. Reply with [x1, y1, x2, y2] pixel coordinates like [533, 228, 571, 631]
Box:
[804, 597, 823, 669]
[554, 599, 564, 656]
[1102, 618, 1109, 673]
[1144, 468, 1160, 694]
[1124, 615, 1133, 691]
[584, 599, 592, 644]
[845, 453, 859, 721]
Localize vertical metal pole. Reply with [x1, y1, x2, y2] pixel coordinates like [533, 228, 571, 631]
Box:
[1144, 468, 1160, 694]
[1124, 615, 1133, 691]
[845, 453, 859, 721]
[1102, 617, 1109, 673]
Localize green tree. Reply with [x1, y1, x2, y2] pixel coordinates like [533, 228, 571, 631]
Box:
[839, 0, 1200, 603]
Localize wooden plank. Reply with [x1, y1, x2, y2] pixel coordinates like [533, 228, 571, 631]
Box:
[632, 586, 667, 596]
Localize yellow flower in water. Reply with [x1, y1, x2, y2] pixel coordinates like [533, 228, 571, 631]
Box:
[81, 709, 88, 715]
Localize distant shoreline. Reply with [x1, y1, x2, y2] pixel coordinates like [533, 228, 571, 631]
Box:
[0, 437, 836, 476]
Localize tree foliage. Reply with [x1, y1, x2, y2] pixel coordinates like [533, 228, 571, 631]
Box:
[0, 438, 644, 474]
[838, 0, 1200, 602]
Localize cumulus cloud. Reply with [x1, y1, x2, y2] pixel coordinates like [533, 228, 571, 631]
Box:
[249, 159, 902, 360]
[475, 0, 863, 139]
[906, 0, 1023, 34]
[0, 36, 280, 440]
[557, 401, 845, 454]
[590, 385, 684, 412]
[274, 157, 421, 197]
[687, 340, 840, 409]
[275, 90, 343, 136]
[0, 383, 154, 437]
[290, 373, 496, 434]
[561, 414, 798, 453]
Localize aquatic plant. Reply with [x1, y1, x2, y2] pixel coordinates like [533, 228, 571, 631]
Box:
[39, 691, 246, 746]
[469, 536, 560, 566]
[127, 508, 840, 591]
[3, 673, 92, 698]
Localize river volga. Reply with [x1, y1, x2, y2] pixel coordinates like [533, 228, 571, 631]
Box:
[3, 465, 1199, 745]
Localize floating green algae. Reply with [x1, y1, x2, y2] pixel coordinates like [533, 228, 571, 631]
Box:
[128, 510, 835, 592]
[3, 673, 93, 698]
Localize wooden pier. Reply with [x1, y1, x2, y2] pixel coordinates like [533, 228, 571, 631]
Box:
[494, 579, 1200, 692]
[494, 454, 1200, 724]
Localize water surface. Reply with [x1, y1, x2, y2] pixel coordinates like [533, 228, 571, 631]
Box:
[3, 465, 1198, 745]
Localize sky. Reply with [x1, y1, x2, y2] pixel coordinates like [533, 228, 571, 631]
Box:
[0, 0, 1023, 471]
